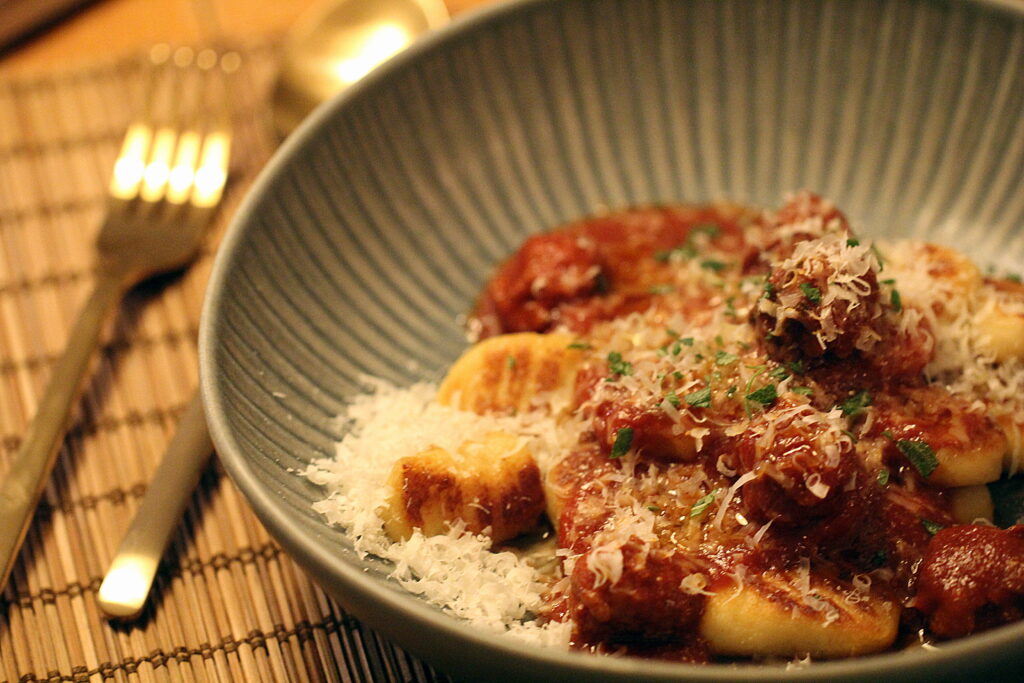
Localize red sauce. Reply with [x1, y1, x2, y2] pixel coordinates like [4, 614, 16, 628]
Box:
[467, 193, 1024, 660]
[569, 540, 709, 661]
[915, 525, 1024, 638]
[473, 205, 755, 336]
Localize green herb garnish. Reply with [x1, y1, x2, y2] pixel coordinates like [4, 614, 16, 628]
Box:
[691, 223, 721, 239]
[610, 428, 634, 458]
[690, 489, 720, 518]
[876, 468, 890, 487]
[921, 518, 944, 536]
[840, 390, 872, 417]
[701, 259, 727, 273]
[890, 288, 902, 312]
[746, 383, 778, 406]
[607, 351, 633, 377]
[715, 350, 738, 366]
[800, 282, 822, 304]
[872, 244, 886, 271]
[685, 387, 712, 408]
[897, 439, 939, 478]
[792, 386, 814, 396]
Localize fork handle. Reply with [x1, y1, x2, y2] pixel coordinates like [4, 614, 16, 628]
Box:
[98, 390, 213, 619]
[0, 270, 127, 591]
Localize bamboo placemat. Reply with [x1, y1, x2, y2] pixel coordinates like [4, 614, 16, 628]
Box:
[0, 42, 450, 683]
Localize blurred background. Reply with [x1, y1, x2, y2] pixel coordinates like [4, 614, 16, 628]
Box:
[0, 0, 485, 74]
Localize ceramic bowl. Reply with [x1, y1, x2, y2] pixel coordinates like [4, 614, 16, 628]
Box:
[200, 0, 1024, 679]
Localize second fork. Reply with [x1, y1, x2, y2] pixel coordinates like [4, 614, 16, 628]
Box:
[0, 44, 235, 593]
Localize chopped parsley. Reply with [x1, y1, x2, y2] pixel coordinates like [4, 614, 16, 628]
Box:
[506, 355, 517, 369]
[876, 468, 890, 487]
[890, 288, 902, 312]
[681, 337, 695, 346]
[647, 505, 662, 512]
[664, 390, 682, 408]
[567, 341, 591, 350]
[685, 387, 712, 408]
[670, 340, 683, 356]
[768, 365, 790, 381]
[610, 428, 634, 458]
[872, 244, 886, 271]
[787, 360, 806, 375]
[607, 351, 633, 377]
[800, 282, 822, 304]
[725, 386, 738, 398]
[689, 489, 720, 517]
[840, 390, 872, 417]
[847, 238, 860, 247]
[1006, 273, 1022, 284]
[691, 223, 721, 239]
[897, 439, 939, 478]
[921, 518, 944, 536]
[654, 244, 697, 262]
[701, 259, 727, 273]
[649, 284, 674, 295]
[792, 386, 814, 396]
[746, 383, 778, 407]
[715, 350, 738, 366]
[763, 281, 776, 299]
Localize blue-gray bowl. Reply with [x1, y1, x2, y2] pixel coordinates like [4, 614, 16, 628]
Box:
[200, 0, 1024, 679]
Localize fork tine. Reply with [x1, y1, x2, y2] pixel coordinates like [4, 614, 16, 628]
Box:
[109, 45, 173, 201]
[190, 50, 237, 208]
[165, 48, 207, 205]
[141, 47, 201, 204]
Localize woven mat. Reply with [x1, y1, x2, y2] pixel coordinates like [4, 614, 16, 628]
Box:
[0, 43, 450, 683]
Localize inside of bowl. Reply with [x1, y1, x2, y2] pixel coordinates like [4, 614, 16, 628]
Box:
[203, 0, 1024, 679]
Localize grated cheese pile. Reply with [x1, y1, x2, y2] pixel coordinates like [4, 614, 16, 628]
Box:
[303, 378, 570, 645]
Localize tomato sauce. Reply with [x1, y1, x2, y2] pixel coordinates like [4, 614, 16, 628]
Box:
[470, 193, 1024, 660]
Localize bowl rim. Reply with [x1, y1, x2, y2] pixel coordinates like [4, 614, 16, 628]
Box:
[200, 0, 1024, 678]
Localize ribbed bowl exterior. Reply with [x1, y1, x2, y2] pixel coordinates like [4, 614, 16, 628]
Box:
[201, 1, 1024, 680]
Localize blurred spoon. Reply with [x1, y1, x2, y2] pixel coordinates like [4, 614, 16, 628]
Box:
[272, 0, 450, 137]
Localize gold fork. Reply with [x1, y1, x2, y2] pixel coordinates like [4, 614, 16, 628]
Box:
[0, 44, 236, 592]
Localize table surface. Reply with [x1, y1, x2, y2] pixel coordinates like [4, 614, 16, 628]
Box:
[0, 0, 487, 74]
[0, 2, 493, 682]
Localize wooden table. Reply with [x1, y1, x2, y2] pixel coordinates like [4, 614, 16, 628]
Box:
[0, 0, 488, 74]
[0, 1, 493, 681]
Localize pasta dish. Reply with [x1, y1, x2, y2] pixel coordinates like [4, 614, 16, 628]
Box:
[306, 192, 1024, 663]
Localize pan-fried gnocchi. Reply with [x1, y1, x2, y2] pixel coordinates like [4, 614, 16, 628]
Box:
[311, 193, 1024, 665]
